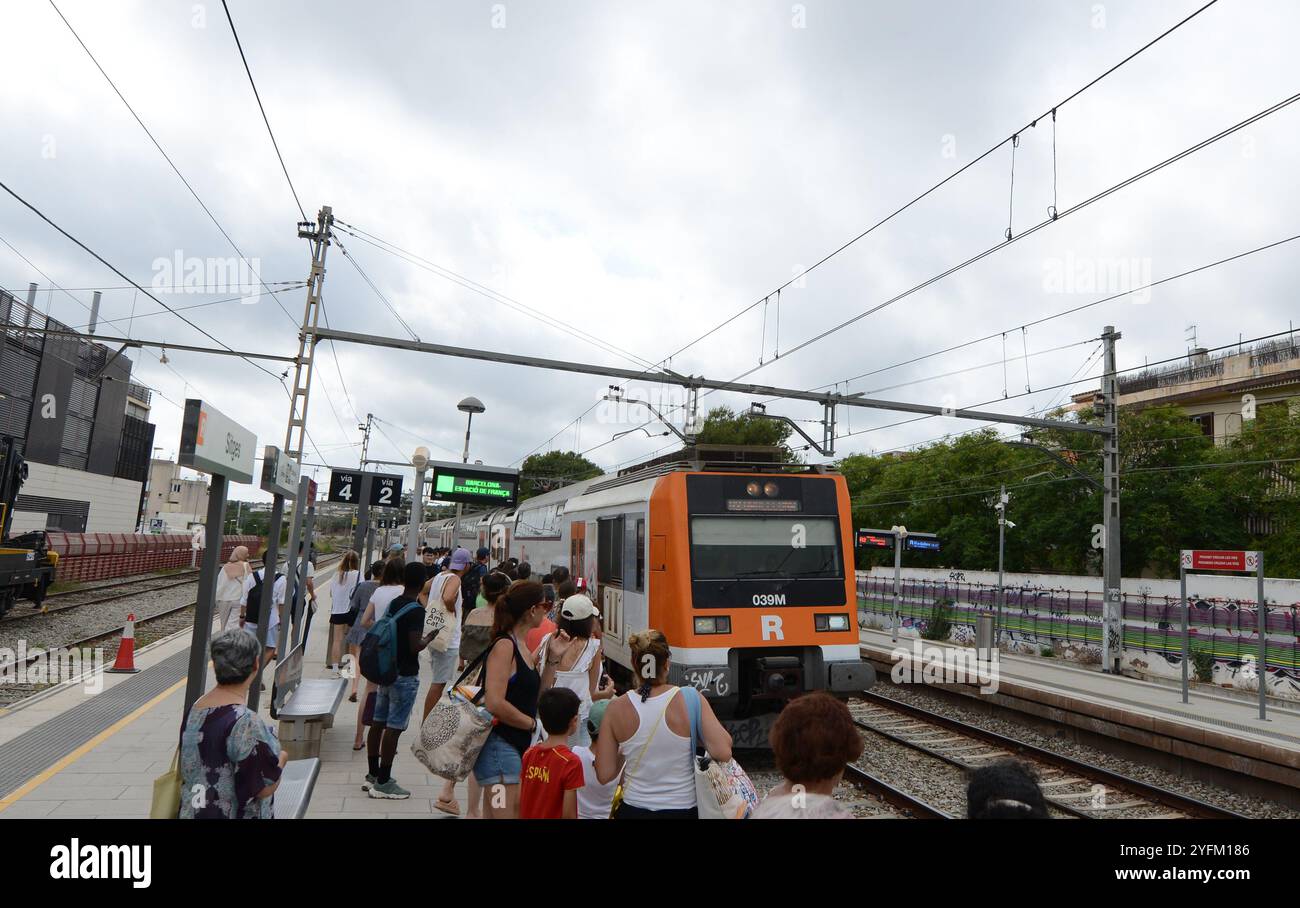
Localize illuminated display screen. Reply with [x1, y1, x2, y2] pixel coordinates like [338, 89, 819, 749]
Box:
[906, 537, 941, 552]
[857, 532, 894, 549]
[429, 463, 519, 508]
[725, 499, 801, 513]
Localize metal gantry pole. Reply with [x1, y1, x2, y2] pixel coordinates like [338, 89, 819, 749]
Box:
[1180, 565, 1189, 704]
[1100, 326, 1124, 674]
[451, 410, 474, 553]
[407, 465, 426, 556]
[182, 474, 227, 717]
[1257, 554, 1267, 721]
[997, 486, 1007, 648]
[283, 206, 334, 465]
[889, 530, 899, 642]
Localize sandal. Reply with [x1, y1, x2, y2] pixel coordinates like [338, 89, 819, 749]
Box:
[434, 798, 460, 816]
[353, 741, 365, 751]
[348, 692, 358, 703]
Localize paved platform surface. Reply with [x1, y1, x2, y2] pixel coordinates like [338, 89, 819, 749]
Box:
[0, 567, 469, 819]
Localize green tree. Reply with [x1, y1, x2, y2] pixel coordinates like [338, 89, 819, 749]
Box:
[519, 450, 603, 502]
[835, 402, 1291, 579]
[694, 406, 799, 460]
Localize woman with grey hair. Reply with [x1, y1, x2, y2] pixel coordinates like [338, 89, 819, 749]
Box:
[178, 629, 288, 818]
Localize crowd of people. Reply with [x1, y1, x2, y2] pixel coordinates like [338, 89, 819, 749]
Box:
[179, 543, 1051, 820]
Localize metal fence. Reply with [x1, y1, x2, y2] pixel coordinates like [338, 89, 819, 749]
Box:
[857, 575, 1300, 671]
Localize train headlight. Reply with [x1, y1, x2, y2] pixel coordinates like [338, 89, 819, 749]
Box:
[694, 616, 731, 635]
[815, 613, 850, 632]
[745, 481, 761, 497]
[763, 481, 779, 498]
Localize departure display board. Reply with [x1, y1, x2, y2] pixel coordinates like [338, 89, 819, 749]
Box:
[428, 460, 519, 508]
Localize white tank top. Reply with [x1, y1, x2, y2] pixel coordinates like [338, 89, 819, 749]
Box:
[540, 634, 599, 722]
[618, 688, 695, 811]
[426, 572, 462, 649]
[215, 564, 248, 602]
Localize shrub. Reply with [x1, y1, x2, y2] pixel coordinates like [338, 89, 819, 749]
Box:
[922, 599, 954, 641]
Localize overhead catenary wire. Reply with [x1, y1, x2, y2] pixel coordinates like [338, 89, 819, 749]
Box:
[218, 0, 308, 223]
[331, 221, 662, 373]
[46, 0, 302, 330]
[503, 1, 1226, 469]
[618, 0, 1224, 375]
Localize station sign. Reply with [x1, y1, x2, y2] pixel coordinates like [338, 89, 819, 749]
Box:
[905, 537, 941, 552]
[1180, 550, 1260, 572]
[856, 529, 894, 549]
[328, 470, 362, 504]
[328, 469, 403, 507]
[179, 399, 256, 483]
[370, 473, 403, 508]
[428, 460, 519, 508]
[260, 445, 300, 499]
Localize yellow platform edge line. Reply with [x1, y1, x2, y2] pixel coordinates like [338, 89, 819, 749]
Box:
[0, 675, 187, 813]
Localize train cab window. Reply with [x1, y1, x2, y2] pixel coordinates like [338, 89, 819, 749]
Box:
[597, 516, 624, 585]
[690, 515, 842, 581]
[635, 518, 645, 592]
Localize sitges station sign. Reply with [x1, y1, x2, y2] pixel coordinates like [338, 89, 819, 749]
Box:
[179, 399, 256, 483]
[428, 460, 520, 508]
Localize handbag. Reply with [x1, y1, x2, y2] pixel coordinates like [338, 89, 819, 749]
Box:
[610, 687, 677, 818]
[410, 644, 494, 782]
[150, 748, 182, 819]
[681, 686, 756, 819]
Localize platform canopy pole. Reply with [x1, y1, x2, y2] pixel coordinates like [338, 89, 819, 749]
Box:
[176, 400, 256, 720]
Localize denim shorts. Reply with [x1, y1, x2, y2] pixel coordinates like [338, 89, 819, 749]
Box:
[472, 731, 522, 785]
[427, 646, 460, 685]
[372, 674, 420, 731]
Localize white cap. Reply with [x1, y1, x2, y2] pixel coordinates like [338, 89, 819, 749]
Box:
[560, 593, 600, 620]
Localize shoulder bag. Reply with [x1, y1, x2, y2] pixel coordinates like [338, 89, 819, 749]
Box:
[410, 641, 494, 782]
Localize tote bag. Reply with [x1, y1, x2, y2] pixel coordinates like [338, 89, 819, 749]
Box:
[150, 748, 182, 819]
[411, 646, 493, 782]
[681, 686, 756, 819]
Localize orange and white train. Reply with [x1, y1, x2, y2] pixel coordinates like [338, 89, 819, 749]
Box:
[425, 446, 874, 716]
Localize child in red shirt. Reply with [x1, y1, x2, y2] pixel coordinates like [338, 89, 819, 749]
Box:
[520, 688, 584, 819]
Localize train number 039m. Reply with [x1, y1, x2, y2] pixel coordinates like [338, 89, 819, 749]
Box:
[751, 593, 787, 606]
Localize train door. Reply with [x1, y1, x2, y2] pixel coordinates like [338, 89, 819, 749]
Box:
[569, 520, 585, 580]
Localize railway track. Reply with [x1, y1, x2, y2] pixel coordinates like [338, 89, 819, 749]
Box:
[0, 554, 343, 706]
[851, 689, 1249, 819]
[3, 571, 215, 624]
[841, 763, 954, 818]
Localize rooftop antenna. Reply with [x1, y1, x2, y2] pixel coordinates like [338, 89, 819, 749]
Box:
[1184, 323, 1197, 353]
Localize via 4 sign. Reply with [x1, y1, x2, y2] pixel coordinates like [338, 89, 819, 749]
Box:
[327, 470, 403, 507]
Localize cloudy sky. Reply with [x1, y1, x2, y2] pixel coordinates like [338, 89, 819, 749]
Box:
[1, 0, 1296, 501]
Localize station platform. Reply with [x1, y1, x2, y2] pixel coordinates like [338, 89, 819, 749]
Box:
[0, 568, 468, 819]
[861, 626, 1300, 803]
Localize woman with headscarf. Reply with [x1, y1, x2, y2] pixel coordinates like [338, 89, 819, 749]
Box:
[215, 545, 252, 632]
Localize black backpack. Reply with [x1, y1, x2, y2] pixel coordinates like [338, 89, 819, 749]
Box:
[245, 570, 283, 625]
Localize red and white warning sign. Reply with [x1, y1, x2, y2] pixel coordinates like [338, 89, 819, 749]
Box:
[1180, 550, 1260, 572]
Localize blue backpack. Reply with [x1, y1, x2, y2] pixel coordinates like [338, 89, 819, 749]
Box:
[359, 599, 422, 685]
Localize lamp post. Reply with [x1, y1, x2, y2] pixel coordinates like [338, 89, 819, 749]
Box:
[408, 446, 429, 557]
[890, 524, 907, 643]
[451, 397, 485, 551]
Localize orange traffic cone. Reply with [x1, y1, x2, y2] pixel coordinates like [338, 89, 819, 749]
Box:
[106, 613, 141, 673]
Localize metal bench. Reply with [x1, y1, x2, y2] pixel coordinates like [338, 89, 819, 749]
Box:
[272, 644, 348, 759]
[273, 757, 320, 819]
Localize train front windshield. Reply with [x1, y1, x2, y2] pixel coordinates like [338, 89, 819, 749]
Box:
[690, 516, 842, 581]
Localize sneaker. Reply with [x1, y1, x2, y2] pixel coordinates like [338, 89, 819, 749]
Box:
[367, 778, 410, 800]
[361, 774, 376, 792]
